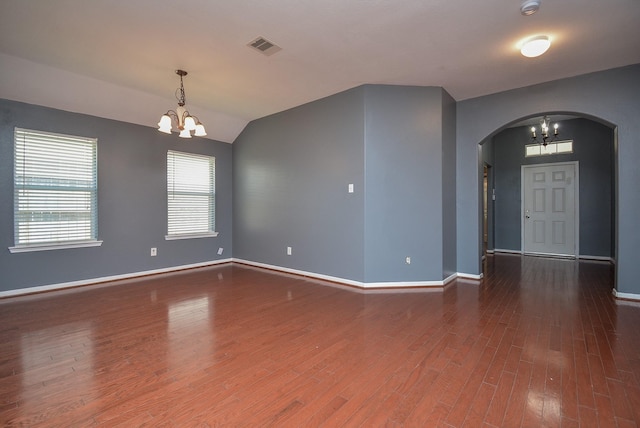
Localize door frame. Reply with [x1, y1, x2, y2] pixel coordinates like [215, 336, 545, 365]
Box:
[520, 161, 580, 258]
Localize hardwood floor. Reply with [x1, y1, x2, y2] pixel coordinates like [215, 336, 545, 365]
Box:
[1, 255, 638, 427]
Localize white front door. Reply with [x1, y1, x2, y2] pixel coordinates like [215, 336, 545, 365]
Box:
[522, 162, 578, 257]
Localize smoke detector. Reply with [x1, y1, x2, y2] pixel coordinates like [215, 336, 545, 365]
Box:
[520, 0, 541, 16]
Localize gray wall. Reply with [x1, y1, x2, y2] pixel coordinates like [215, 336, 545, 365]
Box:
[492, 118, 613, 256]
[363, 85, 445, 282]
[481, 139, 495, 251]
[6, 64, 638, 294]
[456, 64, 640, 294]
[0, 99, 232, 292]
[233, 87, 366, 281]
[234, 84, 454, 284]
[441, 91, 457, 279]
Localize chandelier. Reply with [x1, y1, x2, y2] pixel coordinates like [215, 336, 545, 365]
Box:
[530, 116, 558, 146]
[158, 70, 207, 138]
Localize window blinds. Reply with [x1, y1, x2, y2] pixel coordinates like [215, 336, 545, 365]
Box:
[14, 128, 98, 246]
[167, 150, 215, 236]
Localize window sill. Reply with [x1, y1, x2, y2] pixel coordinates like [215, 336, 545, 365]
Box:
[165, 232, 219, 241]
[9, 240, 103, 253]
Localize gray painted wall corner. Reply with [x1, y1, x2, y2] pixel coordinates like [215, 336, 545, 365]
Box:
[363, 85, 447, 282]
[232, 87, 367, 282]
[441, 89, 457, 279]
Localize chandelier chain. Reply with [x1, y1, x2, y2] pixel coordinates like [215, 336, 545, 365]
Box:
[176, 71, 187, 107]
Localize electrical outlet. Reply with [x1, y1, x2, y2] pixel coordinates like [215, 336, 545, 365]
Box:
[287, 246, 292, 255]
[217, 247, 224, 255]
[405, 256, 411, 265]
[151, 247, 157, 257]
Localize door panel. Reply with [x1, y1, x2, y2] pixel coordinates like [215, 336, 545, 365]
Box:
[523, 162, 578, 257]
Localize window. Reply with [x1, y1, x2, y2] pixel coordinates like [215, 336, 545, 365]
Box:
[166, 150, 217, 239]
[11, 128, 100, 253]
[525, 140, 573, 157]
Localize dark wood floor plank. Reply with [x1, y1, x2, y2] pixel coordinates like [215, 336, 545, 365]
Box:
[484, 370, 516, 427]
[0, 256, 638, 426]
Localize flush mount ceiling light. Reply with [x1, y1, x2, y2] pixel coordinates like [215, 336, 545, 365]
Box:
[520, 0, 541, 16]
[520, 35, 551, 57]
[158, 70, 207, 139]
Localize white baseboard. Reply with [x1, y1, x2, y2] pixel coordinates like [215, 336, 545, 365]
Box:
[233, 258, 366, 287]
[494, 249, 614, 264]
[0, 259, 233, 298]
[578, 255, 614, 264]
[493, 249, 522, 255]
[612, 289, 640, 302]
[2, 258, 486, 298]
[457, 272, 483, 280]
[233, 259, 479, 289]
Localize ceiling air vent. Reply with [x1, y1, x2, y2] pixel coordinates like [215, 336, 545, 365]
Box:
[247, 36, 282, 56]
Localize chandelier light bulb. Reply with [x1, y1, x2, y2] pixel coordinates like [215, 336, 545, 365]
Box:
[521, 35, 551, 58]
[157, 115, 172, 134]
[184, 116, 197, 131]
[531, 115, 559, 146]
[194, 123, 207, 137]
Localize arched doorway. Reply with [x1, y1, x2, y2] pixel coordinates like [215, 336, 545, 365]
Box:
[480, 114, 616, 266]
[455, 65, 639, 298]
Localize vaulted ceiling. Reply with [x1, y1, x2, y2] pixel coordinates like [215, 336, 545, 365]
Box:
[1, 0, 639, 142]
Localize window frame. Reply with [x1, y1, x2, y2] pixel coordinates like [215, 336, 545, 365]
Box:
[165, 150, 218, 241]
[525, 140, 574, 158]
[9, 128, 102, 253]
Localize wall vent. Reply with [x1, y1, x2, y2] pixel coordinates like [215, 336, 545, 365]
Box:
[247, 36, 282, 56]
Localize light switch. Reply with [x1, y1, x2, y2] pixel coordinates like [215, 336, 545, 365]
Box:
[348, 183, 354, 193]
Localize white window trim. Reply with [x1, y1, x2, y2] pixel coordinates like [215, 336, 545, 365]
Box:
[13, 128, 99, 251]
[167, 150, 216, 239]
[165, 232, 218, 241]
[525, 139, 574, 157]
[9, 240, 103, 253]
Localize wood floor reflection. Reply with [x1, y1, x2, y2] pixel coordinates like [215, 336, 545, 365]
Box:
[1, 255, 638, 427]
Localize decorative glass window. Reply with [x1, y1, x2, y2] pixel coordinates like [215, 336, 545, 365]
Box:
[525, 140, 573, 157]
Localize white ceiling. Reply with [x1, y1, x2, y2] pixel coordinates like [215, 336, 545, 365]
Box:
[1, 0, 639, 142]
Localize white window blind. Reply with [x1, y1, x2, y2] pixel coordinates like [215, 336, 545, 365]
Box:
[167, 150, 216, 238]
[13, 128, 98, 248]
